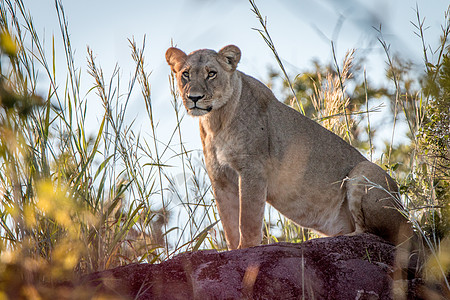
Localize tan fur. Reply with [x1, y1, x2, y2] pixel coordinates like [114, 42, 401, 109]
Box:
[166, 45, 412, 250]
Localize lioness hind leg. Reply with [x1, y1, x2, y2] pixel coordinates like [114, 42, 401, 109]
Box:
[346, 161, 416, 288]
[345, 161, 412, 245]
[331, 196, 356, 236]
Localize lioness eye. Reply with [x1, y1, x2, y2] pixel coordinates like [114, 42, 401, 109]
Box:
[182, 71, 189, 79]
[208, 71, 217, 79]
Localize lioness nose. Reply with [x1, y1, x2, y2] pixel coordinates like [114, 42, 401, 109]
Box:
[187, 94, 205, 103]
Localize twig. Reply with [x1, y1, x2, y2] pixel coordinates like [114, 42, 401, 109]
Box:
[248, 0, 304, 114]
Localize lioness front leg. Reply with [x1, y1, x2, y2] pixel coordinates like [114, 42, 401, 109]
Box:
[237, 173, 267, 249]
[212, 180, 240, 250]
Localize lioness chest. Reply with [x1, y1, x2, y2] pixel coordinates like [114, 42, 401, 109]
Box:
[200, 117, 268, 172]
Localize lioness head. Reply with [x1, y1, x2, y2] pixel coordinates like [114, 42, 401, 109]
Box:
[165, 45, 241, 116]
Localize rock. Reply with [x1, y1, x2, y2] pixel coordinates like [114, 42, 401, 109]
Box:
[78, 234, 415, 299]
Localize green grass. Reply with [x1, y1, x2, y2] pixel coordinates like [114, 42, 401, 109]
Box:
[0, 0, 449, 297]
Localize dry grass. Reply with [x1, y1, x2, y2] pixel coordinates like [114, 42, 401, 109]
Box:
[0, 0, 448, 298]
[310, 49, 355, 140]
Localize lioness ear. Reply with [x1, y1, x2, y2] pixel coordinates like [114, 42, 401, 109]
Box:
[218, 45, 241, 71]
[165, 47, 187, 73]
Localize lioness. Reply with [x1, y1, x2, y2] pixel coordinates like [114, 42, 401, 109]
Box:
[166, 45, 412, 250]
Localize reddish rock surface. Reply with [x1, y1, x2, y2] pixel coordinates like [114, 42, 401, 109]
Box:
[79, 234, 423, 299]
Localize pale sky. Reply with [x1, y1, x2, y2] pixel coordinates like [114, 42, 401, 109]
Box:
[21, 0, 450, 151]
